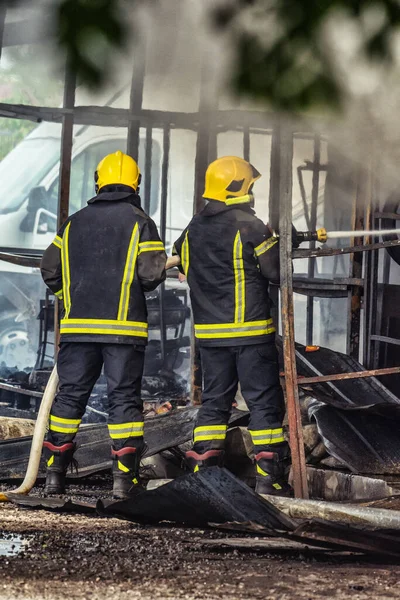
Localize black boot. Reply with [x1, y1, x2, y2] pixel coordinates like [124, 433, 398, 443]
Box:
[186, 449, 224, 472]
[112, 446, 145, 500]
[255, 450, 293, 497]
[43, 441, 76, 495]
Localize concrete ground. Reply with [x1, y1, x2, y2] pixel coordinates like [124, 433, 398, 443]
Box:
[2, 503, 400, 600]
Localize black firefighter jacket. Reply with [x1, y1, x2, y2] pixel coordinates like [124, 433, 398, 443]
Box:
[173, 199, 280, 347]
[41, 186, 167, 345]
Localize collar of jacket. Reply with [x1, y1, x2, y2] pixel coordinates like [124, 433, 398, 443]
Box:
[87, 185, 142, 208]
[201, 198, 255, 217]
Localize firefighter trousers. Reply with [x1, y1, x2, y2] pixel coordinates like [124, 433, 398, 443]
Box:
[193, 342, 287, 455]
[47, 342, 145, 451]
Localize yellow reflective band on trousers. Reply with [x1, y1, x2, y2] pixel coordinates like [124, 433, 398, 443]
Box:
[138, 241, 165, 253]
[181, 231, 190, 276]
[47, 455, 55, 467]
[254, 236, 278, 257]
[194, 319, 275, 339]
[108, 421, 144, 440]
[52, 235, 62, 249]
[49, 414, 81, 434]
[249, 428, 285, 445]
[118, 222, 140, 322]
[193, 424, 228, 442]
[233, 231, 245, 323]
[60, 318, 148, 337]
[61, 222, 72, 318]
[55, 289, 63, 300]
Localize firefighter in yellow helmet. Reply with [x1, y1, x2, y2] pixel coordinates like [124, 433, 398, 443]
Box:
[173, 156, 291, 496]
[40, 151, 167, 499]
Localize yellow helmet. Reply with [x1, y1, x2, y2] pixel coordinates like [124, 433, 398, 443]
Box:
[203, 156, 261, 203]
[95, 151, 141, 192]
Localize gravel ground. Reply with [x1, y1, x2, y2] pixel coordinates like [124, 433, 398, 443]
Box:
[2, 502, 400, 600]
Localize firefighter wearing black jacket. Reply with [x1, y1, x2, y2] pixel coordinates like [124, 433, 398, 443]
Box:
[173, 156, 291, 496]
[41, 151, 166, 499]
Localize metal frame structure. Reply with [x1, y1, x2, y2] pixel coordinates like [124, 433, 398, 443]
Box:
[0, 9, 400, 500]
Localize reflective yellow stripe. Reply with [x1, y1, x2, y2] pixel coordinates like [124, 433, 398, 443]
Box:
[194, 319, 275, 339]
[52, 235, 62, 249]
[118, 223, 140, 322]
[50, 415, 81, 425]
[194, 464, 199, 473]
[55, 289, 63, 299]
[49, 424, 80, 434]
[108, 421, 144, 440]
[193, 434, 226, 441]
[254, 237, 278, 257]
[47, 455, 54, 467]
[193, 424, 228, 442]
[181, 231, 189, 276]
[61, 222, 72, 318]
[138, 241, 165, 253]
[194, 425, 228, 432]
[108, 422, 144, 430]
[233, 231, 245, 323]
[117, 461, 130, 473]
[250, 428, 285, 445]
[49, 414, 81, 434]
[256, 464, 269, 477]
[225, 195, 251, 206]
[60, 318, 148, 338]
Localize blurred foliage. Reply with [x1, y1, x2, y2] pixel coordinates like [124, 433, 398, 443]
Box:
[1, 0, 400, 110]
[56, 0, 129, 88]
[0, 46, 63, 157]
[213, 0, 400, 111]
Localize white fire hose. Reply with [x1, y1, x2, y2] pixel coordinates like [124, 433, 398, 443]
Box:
[0, 364, 58, 502]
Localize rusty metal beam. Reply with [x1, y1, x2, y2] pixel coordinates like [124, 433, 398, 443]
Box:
[293, 239, 400, 259]
[279, 123, 308, 500]
[297, 366, 400, 385]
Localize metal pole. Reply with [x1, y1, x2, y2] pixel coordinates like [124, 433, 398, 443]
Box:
[268, 127, 281, 329]
[190, 60, 217, 405]
[243, 125, 250, 162]
[0, 3, 7, 61]
[158, 124, 170, 364]
[306, 135, 321, 346]
[279, 123, 309, 499]
[297, 365, 400, 385]
[292, 238, 400, 259]
[126, 42, 145, 161]
[55, 65, 76, 356]
[143, 125, 152, 214]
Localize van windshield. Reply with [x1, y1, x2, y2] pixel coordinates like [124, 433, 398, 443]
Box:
[0, 137, 60, 214]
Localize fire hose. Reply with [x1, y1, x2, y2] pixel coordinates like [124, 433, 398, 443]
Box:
[0, 364, 58, 502]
